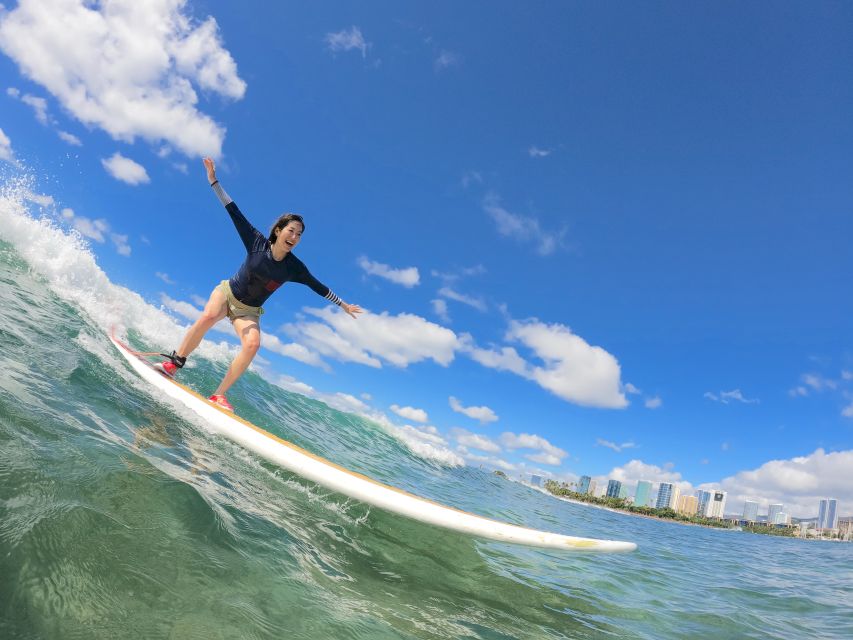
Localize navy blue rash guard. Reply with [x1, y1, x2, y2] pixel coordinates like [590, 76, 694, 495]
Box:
[211, 181, 343, 309]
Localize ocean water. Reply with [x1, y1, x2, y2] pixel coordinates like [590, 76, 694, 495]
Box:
[1, 186, 851, 640]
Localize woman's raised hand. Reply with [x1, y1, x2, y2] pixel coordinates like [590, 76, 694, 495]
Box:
[203, 157, 217, 185]
[342, 303, 363, 319]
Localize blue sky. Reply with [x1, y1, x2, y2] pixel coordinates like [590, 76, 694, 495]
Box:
[1, 1, 851, 518]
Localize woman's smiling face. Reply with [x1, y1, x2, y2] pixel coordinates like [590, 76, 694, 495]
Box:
[275, 220, 303, 253]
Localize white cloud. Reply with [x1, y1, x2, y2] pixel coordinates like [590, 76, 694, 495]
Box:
[20, 93, 50, 124]
[110, 232, 131, 256]
[842, 401, 853, 419]
[449, 396, 498, 424]
[714, 448, 853, 518]
[0, 127, 16, 164]
[601, 459, 691, 497]
[464, 343, 529, 377]
[704, 389, 759, 404]
[101, 152, 150, 185]
[357, 256, 420, 287]
[390, 404, 429, 424]
[325, 26, 369, 57]
[434, 50, 459, 72]
[437, 286, 487, 312]
[57, 130, 82, 146]
[261, 332, 329, 370]
[499, 431, 567, 466]
[451, 428, 501, 453]
[624, 383, 641, 395]
[431, 299, 450, 323]
[0, 0, 246, 158]
[842, 370, 852, 381]
[23, 190, 54, 207]
[476, 319, 627, 409]
[527, 146, 551, 158]
[596, 438, 637, 453]
[802, 373, 837, 392]
[285, 306, 460, 369]
[155, 271, 175, 285]
[645, 395, 663, 409]
[789, 386, 809, 398]
[482, 192, 564, 256]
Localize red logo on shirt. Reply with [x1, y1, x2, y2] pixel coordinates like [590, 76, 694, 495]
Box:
[265, 280, 282, 292]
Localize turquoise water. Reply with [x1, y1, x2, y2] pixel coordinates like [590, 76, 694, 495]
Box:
[1, 193, 852, 639]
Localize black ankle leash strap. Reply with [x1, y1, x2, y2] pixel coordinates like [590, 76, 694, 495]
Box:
[159, 351, 186, 368]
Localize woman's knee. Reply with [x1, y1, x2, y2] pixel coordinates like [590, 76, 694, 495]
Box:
[243, 333, 261, 354]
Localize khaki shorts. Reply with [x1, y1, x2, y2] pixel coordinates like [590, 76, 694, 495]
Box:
[216, 280, 264, 322]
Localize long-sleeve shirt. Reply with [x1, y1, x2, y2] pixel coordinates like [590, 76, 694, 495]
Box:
[211, 182, 342, 308]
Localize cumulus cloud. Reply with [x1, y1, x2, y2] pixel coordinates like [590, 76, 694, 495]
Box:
[325, 26, 369, 57]
[284, 306, 460, 369]
[500, 432, 567, 466]
[0, 127, 17, 164]
[624, 383, 641, 395]
[101, 152, 150, 185]
[0, 0, 246, 158]
[155, 271, 175, 285]
[357, 256, 420, 287]
[704, 389, 759, 404]
[499, 319, 627, 408]
[449, 396, 498, 424]
[482, 192, 564, 256]
[713, 448, 853, 518]
[390, 404, 429, 424]
[451, 428, 501, 454]
[62, 207, 131, 255]
[600, 459, 692, 499]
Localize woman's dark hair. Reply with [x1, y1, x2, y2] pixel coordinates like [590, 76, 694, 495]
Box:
[268, 213, 305, 243]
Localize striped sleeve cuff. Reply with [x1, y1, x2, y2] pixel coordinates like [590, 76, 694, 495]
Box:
[211, 181, 233, 206]
[324, 290, 342, 306]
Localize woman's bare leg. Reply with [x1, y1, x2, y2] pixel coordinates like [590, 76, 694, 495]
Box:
[212, 316, 260, 396]
[176, 288, 229, 358]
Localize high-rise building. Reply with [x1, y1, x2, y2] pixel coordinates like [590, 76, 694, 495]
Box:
[606, 479, 622, 498]
[768, 504, 784, 525]
[619, 484, 630, 499]
[530, 474, 543, 487]
[742, 500, 759, 522]
[706, 490, 727, 518]
[656, 483, 680, 509]
[588, 480, 598, 496]
[676, 494, 699, 516]
[577, 476, 591, 494]
[695, 490, 712, 517]
[635, 481, 653, 507]
[818, 498, 839, 530]
[775, 512, 790, 525]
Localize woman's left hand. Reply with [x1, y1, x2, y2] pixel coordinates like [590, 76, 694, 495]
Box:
[341, 303, 363, 319]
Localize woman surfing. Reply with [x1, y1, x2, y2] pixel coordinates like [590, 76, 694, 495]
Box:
[158, 158, 362, 411]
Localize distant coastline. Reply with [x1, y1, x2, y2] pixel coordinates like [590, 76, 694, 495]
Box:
[542, 481, 799, 538]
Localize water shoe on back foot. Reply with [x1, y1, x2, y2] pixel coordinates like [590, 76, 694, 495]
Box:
[208, 394, 234, 412]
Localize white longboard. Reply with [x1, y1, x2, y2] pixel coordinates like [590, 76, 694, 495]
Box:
[109, 331, 637, 553]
